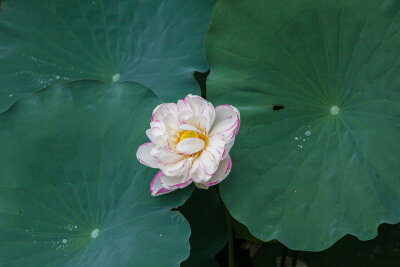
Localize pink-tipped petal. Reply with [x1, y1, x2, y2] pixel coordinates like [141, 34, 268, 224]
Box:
[163, 158, 191, 178]
[210, 105, 240, 142]
[150, 171, 176, 196]
[179, 124, 202, 133]
[177, 95, 216, 133]
[203, 156, 232, 186]
[151, 145, 192, 178]
[159, 171, 193, 189]
[146, 129, 157, 143]
[189, 133, 226, 183]
[151, 103, 179, 122]
[150, 103, 179, 137]
[222, 138, 235, 160]
[137, 143, 158, 168]
[152, 145, 183, 164]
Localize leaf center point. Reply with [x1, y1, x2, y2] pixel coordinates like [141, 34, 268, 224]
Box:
[91, 228, 100, 239]
[330, 105, 340, 115]
[112, 73, 120, 82]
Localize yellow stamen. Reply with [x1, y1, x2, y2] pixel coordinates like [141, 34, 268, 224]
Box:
[176, 130, 208, 157]
[179, 130, 200, 141]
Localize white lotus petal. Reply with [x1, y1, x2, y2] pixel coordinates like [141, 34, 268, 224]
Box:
[203, 156, 232, 186]
[177, 94, 216, 132]
[151, 146, 182, 164]
[206, 134, 226, 159]
[146, 129, 157, 143]
[179, 123, 202, 133]
[158, 172, 193, 189]
[136, 142, 158, 168]
[150, 103, 179, 137]
[222, 138, 235, 160]
[210, 105, 240, 142]
[176, 138, 205, 155]
[189, 134, 226, 183]
[162, 158, 191, 177]
[150, 171, 175, 196]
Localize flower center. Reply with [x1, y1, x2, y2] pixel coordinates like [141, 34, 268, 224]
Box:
[176, 130, 208, 157]
[178, 130, 208, 143]
[179, 130, 200, 141]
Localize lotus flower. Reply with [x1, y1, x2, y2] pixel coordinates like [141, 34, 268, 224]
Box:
[137, 94, 240, 196]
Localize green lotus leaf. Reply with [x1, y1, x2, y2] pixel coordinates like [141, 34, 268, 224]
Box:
[254, 223, 400, 267]
[0, 81, 193, 266]
[0, 0, 215, 111]
[231, 217, 261, 243]
[181, 187, 227, 267]
[207, 0, 400, 250]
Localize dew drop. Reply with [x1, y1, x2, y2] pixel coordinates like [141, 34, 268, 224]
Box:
[55, 75, 60, 80]
[294, 137, 299, 140]
[9, 94, 13, 97]
[91, 228, 99, 239]
[330, 105, 340, 115]
[304, 130, 311, 136]
[62, 239, 67, 244]
[112, 73, 120, 82]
